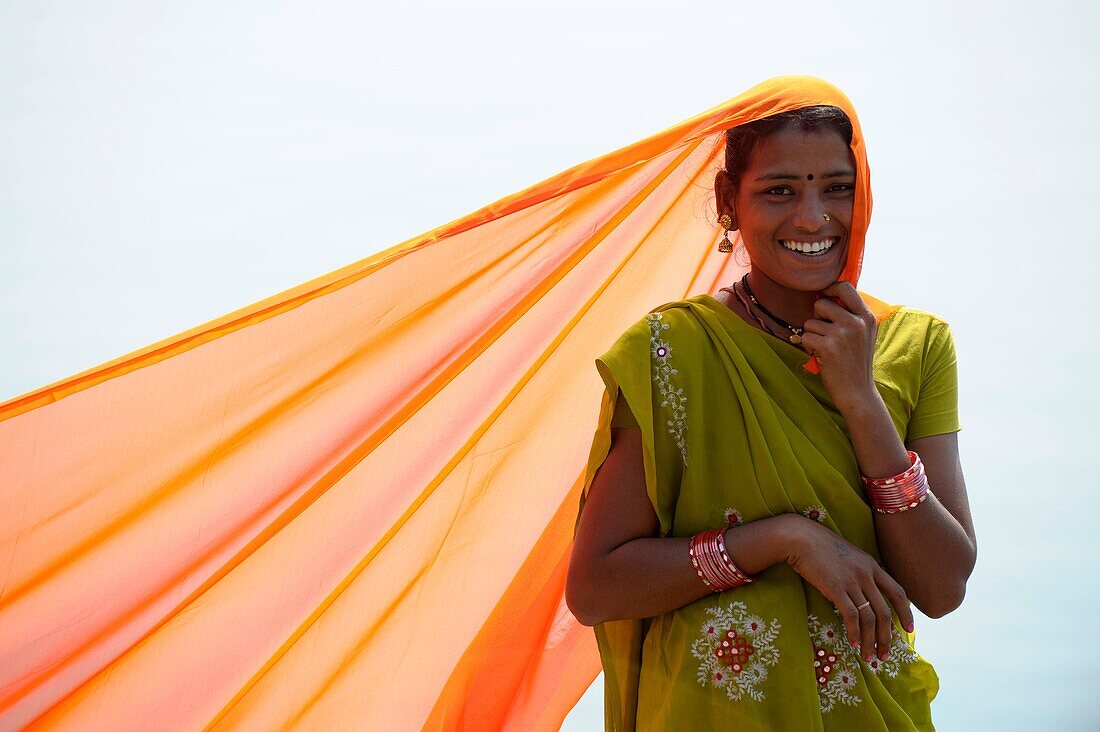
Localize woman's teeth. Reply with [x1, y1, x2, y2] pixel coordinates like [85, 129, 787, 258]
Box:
[779, 237, 838, 256]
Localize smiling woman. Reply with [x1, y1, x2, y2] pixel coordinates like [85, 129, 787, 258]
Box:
[717, 107, 856, 300]
[567, 89, 976, 730]
[0, 74, 974, 732]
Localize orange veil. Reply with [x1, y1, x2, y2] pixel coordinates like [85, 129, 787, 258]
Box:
[0, 75, 874, 729]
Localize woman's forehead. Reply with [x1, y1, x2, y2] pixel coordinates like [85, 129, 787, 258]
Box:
[747, 126, 854, 173]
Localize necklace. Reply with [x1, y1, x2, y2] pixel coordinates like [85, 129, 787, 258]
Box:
[738, 274, 805, 345]
[719, 283, 780, 338]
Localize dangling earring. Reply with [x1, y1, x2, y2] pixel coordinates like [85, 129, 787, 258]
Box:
[718, 213, 733, 253]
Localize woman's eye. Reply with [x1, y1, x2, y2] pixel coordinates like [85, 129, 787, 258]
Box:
[763, 184, 852, 197]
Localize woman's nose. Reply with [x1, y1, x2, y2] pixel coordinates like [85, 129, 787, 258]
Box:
[791, 192, 828, 231]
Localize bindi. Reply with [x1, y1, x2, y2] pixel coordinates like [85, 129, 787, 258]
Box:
[806, 173, 814, 180]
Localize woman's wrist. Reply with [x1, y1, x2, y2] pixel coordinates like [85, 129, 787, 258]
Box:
[837, 388, 913, 480]
[722, 513, 808, 575]
[691, 529, 754, 590]
[832, 380, 882, 418]
[773, 512, 814, 565]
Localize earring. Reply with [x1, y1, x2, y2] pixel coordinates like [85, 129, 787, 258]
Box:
[718, 213, 733, 253]
[823, 213, 830, 221]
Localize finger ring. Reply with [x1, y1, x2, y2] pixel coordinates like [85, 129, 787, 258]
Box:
[856, 601, 871, 611]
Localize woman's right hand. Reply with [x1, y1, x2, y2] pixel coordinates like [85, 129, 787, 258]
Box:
[780, 515, 915, 663]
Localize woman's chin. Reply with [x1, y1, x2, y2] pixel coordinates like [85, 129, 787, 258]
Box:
[772, 245, 847, 291]
[772, 268, 845, 294]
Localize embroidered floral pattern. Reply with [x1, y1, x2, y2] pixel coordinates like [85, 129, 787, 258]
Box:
[801, 505, 828, 524]
[805, 608, 921, 712]
[691, 601, 781, 702]
[807, 612, 862, 713]
[724, 506, 745, 527]
[862, 624, 919, 677]
[646, 312, 688, 465]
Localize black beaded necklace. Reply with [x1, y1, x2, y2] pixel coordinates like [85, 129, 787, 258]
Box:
[738, 273, 805, 345]
[719, 282, 781, 339]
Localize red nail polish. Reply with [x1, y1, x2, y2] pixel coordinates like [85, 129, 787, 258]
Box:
[905, 622, 915, 633]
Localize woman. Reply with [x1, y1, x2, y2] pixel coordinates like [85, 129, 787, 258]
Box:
[566, 94, 977, 729]
[0, 75, 972, 729]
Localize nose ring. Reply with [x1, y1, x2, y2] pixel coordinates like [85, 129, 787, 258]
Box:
[823, 213, 830, 221]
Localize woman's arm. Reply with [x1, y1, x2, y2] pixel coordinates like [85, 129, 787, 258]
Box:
[843, 399, 977, 618]
[801, 281, 977, 619]
[566, 425, 799, 627]
[569, 423, 917, 660]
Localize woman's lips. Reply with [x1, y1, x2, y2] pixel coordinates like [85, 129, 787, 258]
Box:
[777, 236, 841, 256]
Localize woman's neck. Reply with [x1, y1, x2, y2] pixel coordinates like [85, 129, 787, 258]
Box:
[744, 270, 822, 328]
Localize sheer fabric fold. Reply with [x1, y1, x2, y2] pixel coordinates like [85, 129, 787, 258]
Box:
[1, 75, 872, 729]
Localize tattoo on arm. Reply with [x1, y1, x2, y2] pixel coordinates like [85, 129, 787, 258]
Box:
[833, 541, 851, 557]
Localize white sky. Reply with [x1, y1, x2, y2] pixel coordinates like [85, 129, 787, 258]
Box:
[1, 1, 1097, 728]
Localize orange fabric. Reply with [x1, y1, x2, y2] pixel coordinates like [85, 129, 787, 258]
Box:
[0, 75, 875, 729]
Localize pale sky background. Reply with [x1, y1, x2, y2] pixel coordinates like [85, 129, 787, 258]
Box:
[2, 1, 1097, 729]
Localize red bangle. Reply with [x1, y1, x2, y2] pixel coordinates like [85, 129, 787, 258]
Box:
[689, 528, 755, 591]
[861, 450, 931, 514]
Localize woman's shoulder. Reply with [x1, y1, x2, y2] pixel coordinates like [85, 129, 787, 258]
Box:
[619, 296, 703, 335]
[870, 298, 958, 377]
[878, 303, 955, 341]
[886, 304, 951, 325]
[598, 298, 706, 364]
[601, 302, 678, 355]
[858, 289, 953, 332]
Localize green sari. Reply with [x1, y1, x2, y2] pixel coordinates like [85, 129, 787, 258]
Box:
[576, 292, 961, 731]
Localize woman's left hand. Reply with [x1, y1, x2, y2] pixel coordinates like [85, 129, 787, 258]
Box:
[800, 281, 879, 414]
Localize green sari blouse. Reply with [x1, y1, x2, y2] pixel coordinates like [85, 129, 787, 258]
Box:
[575, 292, 961, 731]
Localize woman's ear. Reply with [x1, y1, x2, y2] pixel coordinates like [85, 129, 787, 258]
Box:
[714, 170, 739, 230]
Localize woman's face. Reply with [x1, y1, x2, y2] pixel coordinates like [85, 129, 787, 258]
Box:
[720, 124, 857, 293]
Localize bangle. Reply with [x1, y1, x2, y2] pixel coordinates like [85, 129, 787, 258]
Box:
[689, 528, 755, 591]
[861, 450, 931, 514]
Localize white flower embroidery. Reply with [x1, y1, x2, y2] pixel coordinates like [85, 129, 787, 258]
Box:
[861, 625, 919, 678]
[691, 601, 781, 702]
[741, 614, 766, 635]
[646, 312, 688, 465]
[807, 612, 863, 713]
[801, 505, 828, 524]
[724, 506, 745, 527]
[814, 624, 842, 648]
[741, 662, 768, 686]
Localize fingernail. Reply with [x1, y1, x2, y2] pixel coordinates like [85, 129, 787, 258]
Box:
[878, 650, 889, 660]
[852, 639, 860, 649]
[905, 622, 915, 633]
[863, 653, 873, 662]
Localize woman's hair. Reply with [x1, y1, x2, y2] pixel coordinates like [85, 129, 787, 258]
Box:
[721, 105, 853, 191]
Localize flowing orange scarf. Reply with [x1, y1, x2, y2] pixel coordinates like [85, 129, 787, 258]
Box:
[0, 75, 878, 729]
